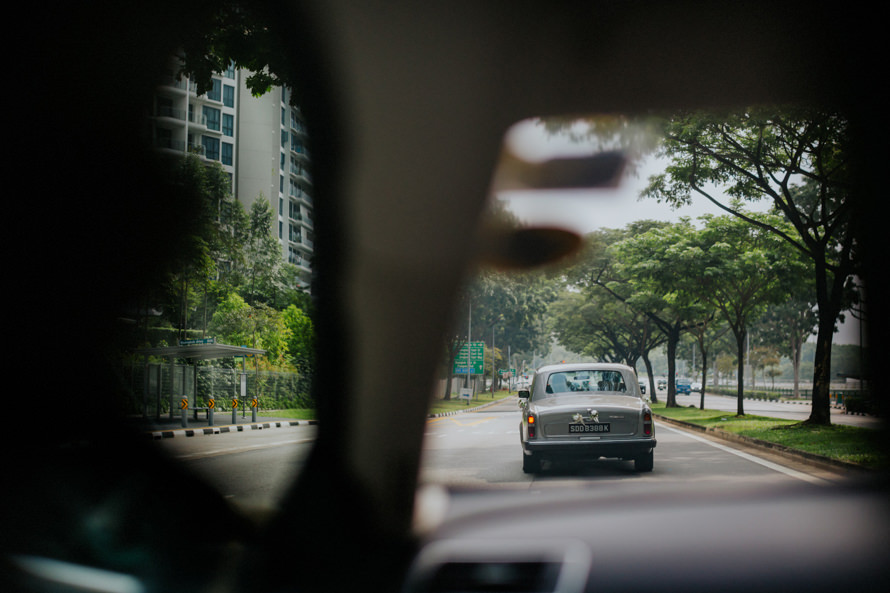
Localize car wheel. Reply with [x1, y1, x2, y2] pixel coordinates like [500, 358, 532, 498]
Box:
[634, 450, 654, 472]
[522, 453, 538, 474]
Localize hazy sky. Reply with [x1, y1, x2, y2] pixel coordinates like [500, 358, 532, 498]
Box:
[496, 119, 862, 346]
[497, 118, 757, 234]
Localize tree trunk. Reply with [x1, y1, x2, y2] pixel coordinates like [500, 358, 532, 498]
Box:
[735, 328, 746, 416]
[643, 354, 657, 403]
[665, 325, 680, 408]
[809, 315, 835, 424]
[699, 350, 708, 410]
[791, 333, 802, 399]
[442, 338, 464, 401]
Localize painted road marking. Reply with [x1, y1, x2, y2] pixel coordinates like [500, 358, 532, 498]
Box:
[658, 422, 831, 485]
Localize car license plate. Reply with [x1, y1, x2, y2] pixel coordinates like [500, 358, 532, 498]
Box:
[569, 423, 610, 433]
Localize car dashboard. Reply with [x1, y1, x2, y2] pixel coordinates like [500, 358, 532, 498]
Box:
[404, 480, 890, 593]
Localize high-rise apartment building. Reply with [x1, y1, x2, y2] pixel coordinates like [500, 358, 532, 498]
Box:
[150, 62, 313, 290]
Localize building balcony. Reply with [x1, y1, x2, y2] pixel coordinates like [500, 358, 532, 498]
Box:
[154, 137, 187, 153]
[290, 189, 313, 207]
[154, 105, 187, 122]
[289, 166, 312, 186]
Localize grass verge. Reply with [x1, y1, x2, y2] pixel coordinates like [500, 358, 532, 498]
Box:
[259, 408, 317, 420]
[428, 391, 514, 416]
[260, 391, 515, 421]
[652, 402, 886, 469]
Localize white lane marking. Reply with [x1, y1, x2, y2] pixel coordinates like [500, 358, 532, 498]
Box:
[657, 422, 831, 485]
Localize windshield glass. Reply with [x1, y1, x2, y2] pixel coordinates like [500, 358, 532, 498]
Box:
[421, 109, 880, 490]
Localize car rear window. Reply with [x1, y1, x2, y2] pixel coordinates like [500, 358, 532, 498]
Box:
[544, 370, 629, 395]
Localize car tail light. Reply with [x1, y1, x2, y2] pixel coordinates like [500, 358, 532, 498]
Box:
[527, 414, 537, 438]
[643, 410, 652, 436]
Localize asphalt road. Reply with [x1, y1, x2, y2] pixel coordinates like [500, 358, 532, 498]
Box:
[152, 396, 859, 516]
[419, 397, 848, 489]
[155, 423, 317, 509]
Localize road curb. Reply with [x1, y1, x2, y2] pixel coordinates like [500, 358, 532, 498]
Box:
[427, 396, 516, 418]
[147, 419, 318, 439]
[653, 413, 871, 475]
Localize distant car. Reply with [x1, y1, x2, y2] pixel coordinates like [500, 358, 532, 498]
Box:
[518, 363, 656, 473]
[570, 373, 591, 391]
[657, 378, 667, 391]
[639, 381, 646, 394]
[691, 382, 702, 392]
[676, 381, 692, 395]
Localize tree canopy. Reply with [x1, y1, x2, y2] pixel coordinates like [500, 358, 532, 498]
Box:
[643, 107, 858, 424]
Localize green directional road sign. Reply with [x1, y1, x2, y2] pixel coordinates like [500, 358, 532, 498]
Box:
[453, 341, 485, 374]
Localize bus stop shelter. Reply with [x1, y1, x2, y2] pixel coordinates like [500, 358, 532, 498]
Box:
[135, 342, 267, 421]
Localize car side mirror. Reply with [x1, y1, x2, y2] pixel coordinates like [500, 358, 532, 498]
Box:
[518, 389, 530, 399]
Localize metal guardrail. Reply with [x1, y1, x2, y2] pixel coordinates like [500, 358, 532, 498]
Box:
[703, 386, 864, 402]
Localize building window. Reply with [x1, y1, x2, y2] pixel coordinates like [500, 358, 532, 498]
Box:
[207, 78, 222, 102]
[223, 113, 234, 137]
[202, 136, 219, 161]
[224, 61, 236, 79]
[223, 85, 234, 108]
[221, 142, 233, 166]
[203, 106, 220, 131]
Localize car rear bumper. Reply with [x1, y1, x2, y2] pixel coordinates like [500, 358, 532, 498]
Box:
[523, 437, 656, 460]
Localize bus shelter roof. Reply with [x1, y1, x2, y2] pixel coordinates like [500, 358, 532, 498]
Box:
[135, 342, 267, 361]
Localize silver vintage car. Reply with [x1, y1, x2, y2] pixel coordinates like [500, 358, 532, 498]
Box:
[519, 363, 656, 473]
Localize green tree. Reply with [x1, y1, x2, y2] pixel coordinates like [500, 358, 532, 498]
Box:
[444, 269, 556, 399]
[208, 292, 290, 366]
[176, 1, 303, 102]
[753, 288, 817, 399]
[557, 223, 670, 400]
[550, 288, 665, 400]
[690, 214, 805, 415]
[644, 108, 859, 424]
[605, 220, 711, 407]
[209, 292, 253, 347]
[684, 314, 730, 410]
[156, 155, 246, 340]
[283, 304, 315, 372]
[241, 195, 284, 306]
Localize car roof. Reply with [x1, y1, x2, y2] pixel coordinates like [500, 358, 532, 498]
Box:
[537, 362, 635, 375]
